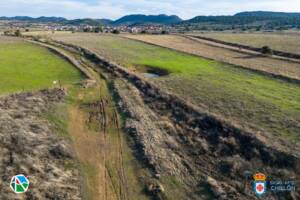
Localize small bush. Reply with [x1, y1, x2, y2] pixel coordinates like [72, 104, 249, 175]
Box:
[83, 28, 91, 32]
[161, 30, 168, 35]
[261, 46, 273, 54]
[94, 26, 103, 33]
[32, 35, 42, 41]
[3, 30, 11, 36]
[15, 30, 22, 37]
[141, 30, 147, 34]
[112, 29, 120, 34]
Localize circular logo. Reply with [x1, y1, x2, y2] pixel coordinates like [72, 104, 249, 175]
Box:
[10, 174, 30, 194]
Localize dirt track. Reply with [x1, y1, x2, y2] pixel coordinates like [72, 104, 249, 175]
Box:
[51, 43, 148, 200]
[124, 34, 300, 81]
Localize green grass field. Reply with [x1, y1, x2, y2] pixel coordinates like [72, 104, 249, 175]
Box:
[0, 37, 82, 95]
[199, 32, 300, 53]
[54, 34, 300, 142]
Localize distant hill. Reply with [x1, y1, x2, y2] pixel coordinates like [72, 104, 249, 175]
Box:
[65, 18, 112, 26]
[0, 16, 67, 23]
[0, 15, 181, 26]
[234, 11, 300, 17]
[2, 12, 300, 29]
[0, 16, 112, 26]
[181, 11, 300, 29]
[113, 14, 182, 25]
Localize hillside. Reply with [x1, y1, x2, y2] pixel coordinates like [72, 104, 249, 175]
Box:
[0, 14, 182, 26]
[181, 11, 300, 28]
[235, 11, 300, 17]
[113, 14, 182, 25]
[3, 12, 300, 28]
[65, 18, 112, 26]
[0, 16, 66, 23]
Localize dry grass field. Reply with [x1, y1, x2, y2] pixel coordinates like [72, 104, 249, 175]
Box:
[125, 34, 300, 81]
[48, 33, 300, 144]
[22, 30, 72, 36]
[199, 32, 300, 54]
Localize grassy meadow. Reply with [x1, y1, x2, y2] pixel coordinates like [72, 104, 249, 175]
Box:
[200, 32, 300, 53]
[53, 34, 300, 142]
[0, 37, 82, 95]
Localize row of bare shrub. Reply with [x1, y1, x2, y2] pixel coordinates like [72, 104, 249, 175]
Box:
[190, 35, 300, 60]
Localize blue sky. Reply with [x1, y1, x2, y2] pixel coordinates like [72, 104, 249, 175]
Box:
[1, 0, 300, 20]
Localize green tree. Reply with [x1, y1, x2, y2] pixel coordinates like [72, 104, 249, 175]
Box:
[161, 30, 168, 34]
[261, 46, 273, 54]
[112, 29, 120, 34]
[3, 30, 11, 36]
[94, 26, 103, 33]
[83, 27, 91, 32]
[15, 30, 21, 37]
[256, 26, 262, 31]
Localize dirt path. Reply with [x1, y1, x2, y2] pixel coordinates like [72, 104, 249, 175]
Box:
[63, 54, 147, 200]
[67, 80, 131, 200]
[68, 105, 114, 200]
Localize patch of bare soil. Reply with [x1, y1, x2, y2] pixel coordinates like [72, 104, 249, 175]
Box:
[0, 36, 24, 44]
[0, 89, 81, 199]
[124, 34, 300, 81]
[68, 88, 127, 200]
[68, 104, 118, 200]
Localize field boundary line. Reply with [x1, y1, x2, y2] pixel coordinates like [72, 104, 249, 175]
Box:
[184, 34, 300, 63]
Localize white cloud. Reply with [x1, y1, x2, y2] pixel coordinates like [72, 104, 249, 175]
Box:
[0, 0, 300, 20]
[0, 0, 126, 19]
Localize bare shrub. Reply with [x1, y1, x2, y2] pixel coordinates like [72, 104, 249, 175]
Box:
[261, 46, 273, 54]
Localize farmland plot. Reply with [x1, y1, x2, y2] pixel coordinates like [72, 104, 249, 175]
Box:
[199, 32, 300, 54]
[0, 36, 82, 95]
[22, 32, 299, 200]
[51, 33, 300, 143]
[125, 34, 300, 81]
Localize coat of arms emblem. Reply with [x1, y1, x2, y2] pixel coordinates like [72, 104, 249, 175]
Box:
[253, 173, 267, 197]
